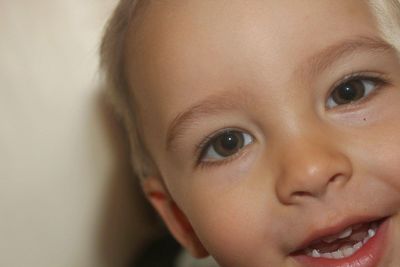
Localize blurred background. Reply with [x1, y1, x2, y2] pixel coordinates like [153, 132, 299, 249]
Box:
[0, 1, 163, 266]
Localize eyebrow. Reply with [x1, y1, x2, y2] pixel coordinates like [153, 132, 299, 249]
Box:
[301, 36, 393, 78]
[165, 36, 393, 151]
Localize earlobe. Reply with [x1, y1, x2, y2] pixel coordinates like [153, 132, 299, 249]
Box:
[141, 176, 209, 258]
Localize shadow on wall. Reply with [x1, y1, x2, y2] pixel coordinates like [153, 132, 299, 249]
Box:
[94, 90, 166, 267]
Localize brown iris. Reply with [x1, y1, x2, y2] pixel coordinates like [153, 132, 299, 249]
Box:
[331, 80, 366, 105]
[211, 131, 245, 157]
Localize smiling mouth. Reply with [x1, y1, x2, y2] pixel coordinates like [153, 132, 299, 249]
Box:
[299, 220, 382, 259]
[291, 216, 390, 266]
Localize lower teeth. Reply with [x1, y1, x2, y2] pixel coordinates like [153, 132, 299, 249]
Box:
[306, 223, 377, 259]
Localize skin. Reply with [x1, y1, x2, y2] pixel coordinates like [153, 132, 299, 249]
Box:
[124, 1, 400, 266]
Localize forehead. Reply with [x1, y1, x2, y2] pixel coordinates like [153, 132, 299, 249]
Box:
[124, 0, 379, 149]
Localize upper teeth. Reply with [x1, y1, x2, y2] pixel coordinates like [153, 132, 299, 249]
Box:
[322, 227, 352, 243]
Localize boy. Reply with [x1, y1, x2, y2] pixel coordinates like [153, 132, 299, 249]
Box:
[100, 1, 400, 266]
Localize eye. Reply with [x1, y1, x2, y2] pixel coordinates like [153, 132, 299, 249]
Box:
[327, 76, 383, 108]
[200, 130, 253, 162]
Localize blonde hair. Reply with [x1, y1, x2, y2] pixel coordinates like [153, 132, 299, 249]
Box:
[99, 0, 400, 180]
[100, 0, 155, 180]
[370, 0, 400, 51]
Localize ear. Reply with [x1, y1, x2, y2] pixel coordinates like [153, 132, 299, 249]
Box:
[141, 175, 209, 258]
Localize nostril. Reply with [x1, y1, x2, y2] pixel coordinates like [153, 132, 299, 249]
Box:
[329, 173, 347, 186]
[329, 174, 340, 183]
[290, 173, 347, 200]
[292, 191, 312, 198]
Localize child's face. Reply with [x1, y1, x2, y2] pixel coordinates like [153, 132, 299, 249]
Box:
[125, 1, 400, 266]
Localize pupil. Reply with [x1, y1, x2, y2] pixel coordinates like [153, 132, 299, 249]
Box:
[220, 133, 239, 151]
[338, 84, 357, 100]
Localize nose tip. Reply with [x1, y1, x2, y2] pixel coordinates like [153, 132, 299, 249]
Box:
[275, 141, 352, 205]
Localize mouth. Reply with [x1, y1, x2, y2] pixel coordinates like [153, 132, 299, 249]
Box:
[291, 217, 391, 267]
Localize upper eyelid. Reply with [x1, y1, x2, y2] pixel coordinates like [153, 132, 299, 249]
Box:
[329, 71, 386, 90]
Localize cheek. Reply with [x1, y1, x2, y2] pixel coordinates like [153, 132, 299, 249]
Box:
[184, 180, 281, 266]
[358, 106, 400, 192]
[368, 137, 400, 192]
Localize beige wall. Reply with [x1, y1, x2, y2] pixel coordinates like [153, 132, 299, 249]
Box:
[0, 1, 157, 266]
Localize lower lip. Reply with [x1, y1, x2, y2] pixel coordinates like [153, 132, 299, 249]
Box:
[292, 218, 391, 267]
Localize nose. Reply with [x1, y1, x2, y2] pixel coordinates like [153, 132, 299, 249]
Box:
[274, 134, 353, 205]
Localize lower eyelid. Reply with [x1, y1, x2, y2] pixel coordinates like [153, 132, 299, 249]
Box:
[327, 83, 386, 113]
[196, 141, 255, 169]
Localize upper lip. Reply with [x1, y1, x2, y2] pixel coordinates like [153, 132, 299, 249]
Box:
[291, 215, 385, 254]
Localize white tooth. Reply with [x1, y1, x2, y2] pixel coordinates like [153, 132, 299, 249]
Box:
[321, 252, 333, 259]
[363, 236, 370, 244]
[322, 235, 338, 243]
[342, 246, 355, 257]
[338, 227, 353, 239]
[332, 250, 344, 259]
[353, 241, 363, 250]
[368, 228, 376, 238]
[312, 249, 321, 258]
